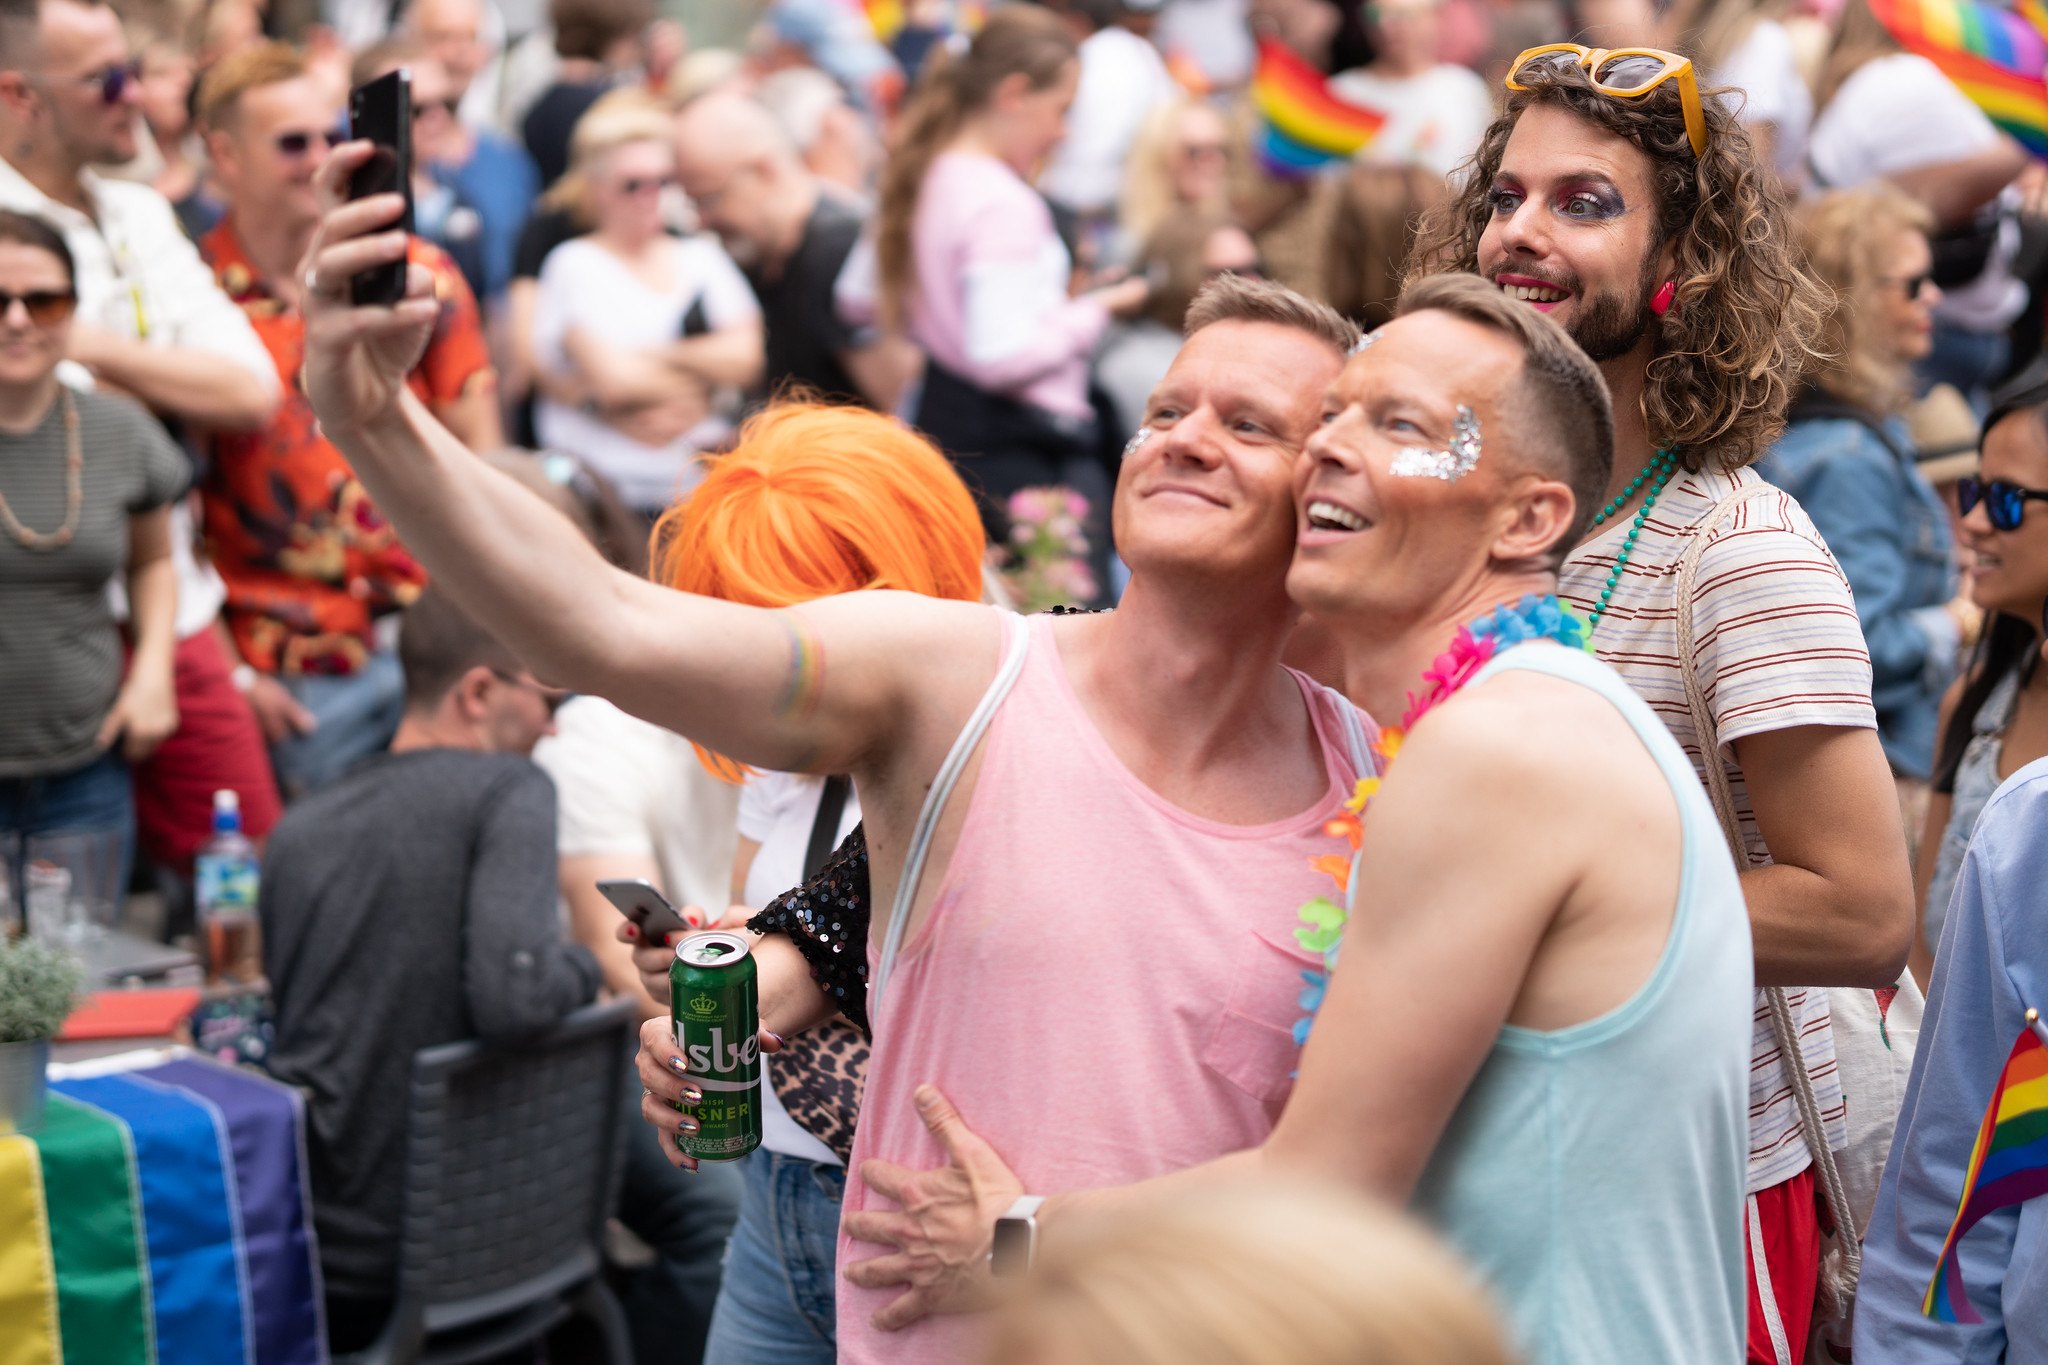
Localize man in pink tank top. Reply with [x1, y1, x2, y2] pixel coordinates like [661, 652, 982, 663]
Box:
[841, 276, 1758, 1365]
[292, 170, 1374, 1364]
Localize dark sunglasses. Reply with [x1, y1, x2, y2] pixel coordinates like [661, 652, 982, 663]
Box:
[490, 669, 573, 716]
[0, 288, 78, 326]
[1889, 272, 1934, 299]
[619, 175, 674, 196]
[1957, 474, 2048, 531]
[275, 126, 348, 158]
[413, 96, 460, 118]
[69, 59, 141, 105]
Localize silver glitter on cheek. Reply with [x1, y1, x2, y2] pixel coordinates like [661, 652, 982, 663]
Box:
[1349, 328, 1380, 356]
[1388, 405, 1484, 482]
[1122, 426, 1153, 460]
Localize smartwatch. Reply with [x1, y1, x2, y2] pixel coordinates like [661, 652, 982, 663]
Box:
[989, 1195, 1045, 1277]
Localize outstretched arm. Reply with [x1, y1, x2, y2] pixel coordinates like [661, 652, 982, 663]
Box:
[298, 146, 993, 779]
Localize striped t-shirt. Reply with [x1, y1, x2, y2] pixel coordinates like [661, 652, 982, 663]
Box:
[1561, 464, 1867, 1194]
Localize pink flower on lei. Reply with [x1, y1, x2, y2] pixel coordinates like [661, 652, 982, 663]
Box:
[1399, 628, 1498, 731]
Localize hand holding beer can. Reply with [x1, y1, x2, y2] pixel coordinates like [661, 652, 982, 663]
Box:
[669, 931, 764, 1161]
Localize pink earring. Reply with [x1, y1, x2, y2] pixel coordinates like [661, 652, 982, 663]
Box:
[1650, 281, 1678, 316]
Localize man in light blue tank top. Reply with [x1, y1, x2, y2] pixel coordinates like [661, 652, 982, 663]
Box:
[841, 275, 1754, 1365]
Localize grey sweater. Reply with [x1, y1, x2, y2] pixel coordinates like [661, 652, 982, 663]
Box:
[259, 748, 602, 1297]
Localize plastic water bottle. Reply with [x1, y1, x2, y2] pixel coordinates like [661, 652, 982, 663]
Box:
[195, 790, 261, 983]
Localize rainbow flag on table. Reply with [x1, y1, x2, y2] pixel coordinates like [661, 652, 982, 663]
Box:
[1869, 0, 2048, 159]
[1251, 38, 1387, 178]
[1922, 1008, 2048, 1321]
[0, 1053, 326, 1364]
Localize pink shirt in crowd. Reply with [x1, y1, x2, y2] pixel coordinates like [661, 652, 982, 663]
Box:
[907, 151, 1110, 422]
[835, 614, 1373, 1362]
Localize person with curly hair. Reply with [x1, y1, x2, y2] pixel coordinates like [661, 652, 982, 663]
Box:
[1407, 47, 1914, 1364]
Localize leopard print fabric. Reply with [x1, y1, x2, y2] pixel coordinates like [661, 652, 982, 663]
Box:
[751, 823, 874, 1162]
[769, 1021, 867, 1164]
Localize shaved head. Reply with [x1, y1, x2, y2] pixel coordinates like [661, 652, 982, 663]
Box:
[673, 90, 815, 268]
[675, 90, 799, 169]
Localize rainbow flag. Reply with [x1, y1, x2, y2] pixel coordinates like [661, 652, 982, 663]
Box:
[0, 1054, 326, 1364]
[1251, 38, 1386, 177]
[1922, 1009, 2048, 1321]
[1869, 0, 2048, 158]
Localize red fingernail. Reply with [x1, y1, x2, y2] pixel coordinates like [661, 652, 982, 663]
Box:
[623, 923, 639, 939]
[684, 911, 702, 928]
[664, 931, 680, 946]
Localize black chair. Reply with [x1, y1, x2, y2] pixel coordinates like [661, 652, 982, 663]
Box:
[335, 998, 639, 1365]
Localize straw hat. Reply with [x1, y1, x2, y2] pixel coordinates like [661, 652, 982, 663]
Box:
[1907, 383, 1979, 487]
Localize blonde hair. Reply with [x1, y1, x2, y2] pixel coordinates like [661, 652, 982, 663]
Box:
[1664, 0, 1787, 77]
[982, 1180, 1520, 1365]
[542, 88, 675, 221]
[1798, 185, 1933, 414]
[1119, 96, 1234, 248]
[193, 38, 304, 130]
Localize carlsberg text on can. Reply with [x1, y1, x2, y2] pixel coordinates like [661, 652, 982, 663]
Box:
[669, 931, 763, 1160]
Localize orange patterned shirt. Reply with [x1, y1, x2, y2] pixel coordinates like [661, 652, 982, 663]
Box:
[198, 220, 493, 676]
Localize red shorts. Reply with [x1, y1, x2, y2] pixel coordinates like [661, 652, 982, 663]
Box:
[133, 631, 282, 876]
[1745, 1166, 1822, 1365]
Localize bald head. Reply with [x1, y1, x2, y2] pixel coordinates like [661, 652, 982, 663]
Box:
[675, 91, 799, 171]
[674, 91, 814, 268]
[405, 0, 488, 97]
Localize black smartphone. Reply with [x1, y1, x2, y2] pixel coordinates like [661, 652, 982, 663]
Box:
[346, 69, 413, 307]
[597, 878, 692, 941]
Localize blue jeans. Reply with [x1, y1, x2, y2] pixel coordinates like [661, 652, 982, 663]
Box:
[702, 1149, 844, 1365]
[0, 747, 134, 901]
[270, 649, 405, 799]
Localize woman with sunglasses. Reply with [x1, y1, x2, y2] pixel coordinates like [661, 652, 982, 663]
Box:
[0, 210, 185, 883]
[530, 91, 764, 519]
[1762, 185, 1965, 789]
[1916, 384, 2048, 984]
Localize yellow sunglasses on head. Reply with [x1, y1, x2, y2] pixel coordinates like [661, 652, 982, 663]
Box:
[1504, 44, 1709, 158]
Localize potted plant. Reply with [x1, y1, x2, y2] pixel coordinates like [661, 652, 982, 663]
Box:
[0, 938, 85, 1133]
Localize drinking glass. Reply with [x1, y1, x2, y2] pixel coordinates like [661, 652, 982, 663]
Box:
[24, 829, 122, 949]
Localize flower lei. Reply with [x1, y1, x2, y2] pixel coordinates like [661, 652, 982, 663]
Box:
[1293, 595, 1594, 1045]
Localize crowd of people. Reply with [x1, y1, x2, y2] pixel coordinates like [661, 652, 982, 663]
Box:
[5, 0, 2048, 1359]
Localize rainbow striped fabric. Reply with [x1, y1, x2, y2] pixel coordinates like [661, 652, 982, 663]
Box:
[0, 1054, 326, 1364]
[1869, 0, 2048, 158]
[1922, 1012, 2048, 1321]
[1251, 38, 1387, 177]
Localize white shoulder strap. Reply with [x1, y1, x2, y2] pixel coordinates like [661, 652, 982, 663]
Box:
[1324, 685, 1376, 779]
[869, 612, 1033, 1017]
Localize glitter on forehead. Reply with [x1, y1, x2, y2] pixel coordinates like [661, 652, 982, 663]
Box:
[1388, 405, 1484, 481]
[1122, 426, 1154, 461]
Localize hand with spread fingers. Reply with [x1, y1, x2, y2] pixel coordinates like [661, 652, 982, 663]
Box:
[840, 1085, 1024, 1330]
[296, 142, 441, 439]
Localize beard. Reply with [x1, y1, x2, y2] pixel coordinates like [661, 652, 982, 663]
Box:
[1564, 256, 1663, 363]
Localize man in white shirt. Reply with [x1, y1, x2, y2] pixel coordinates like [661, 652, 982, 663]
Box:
[0, 0, 285, 899]
[1039, 0, 1176, 227]
[1328, 0, 1493, 180]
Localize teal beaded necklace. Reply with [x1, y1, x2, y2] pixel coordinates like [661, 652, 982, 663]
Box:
[1587, 447, 1679, 633]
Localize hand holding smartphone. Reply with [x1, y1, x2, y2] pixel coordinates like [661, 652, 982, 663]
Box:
[345, 69, 414, 307]
[597, 878, 694, 942]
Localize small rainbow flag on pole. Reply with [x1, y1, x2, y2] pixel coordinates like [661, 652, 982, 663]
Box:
[1868, 0, 2048, 159]
[1922, 1007, 2048, 1321]
[1250, 38, 1386, 178]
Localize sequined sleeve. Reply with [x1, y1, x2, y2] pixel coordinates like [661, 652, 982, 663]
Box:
[748, 823, 873, 1036]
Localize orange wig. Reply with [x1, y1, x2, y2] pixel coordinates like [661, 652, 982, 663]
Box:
[652, 401, 986, 779]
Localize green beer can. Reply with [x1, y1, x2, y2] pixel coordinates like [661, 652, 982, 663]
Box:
[669, 930, 763, 1160]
